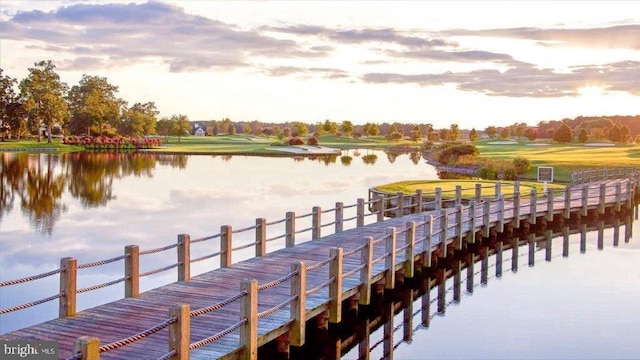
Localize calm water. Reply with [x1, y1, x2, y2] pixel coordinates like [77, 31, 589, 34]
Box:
[1, 151, 639, 359]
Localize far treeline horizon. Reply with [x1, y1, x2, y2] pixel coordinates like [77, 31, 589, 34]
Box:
[1, 61, 639, 143]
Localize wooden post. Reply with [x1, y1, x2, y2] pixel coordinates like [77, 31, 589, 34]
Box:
[453, 260, 462, 302]
[359, 237, 374, 305]
[475, 183, 482, 203]
[404, 221, 416, 278]
[423, 216, 433, 268]
[580, 223, 587, 253]
[598, 183, 606, 215]
[437, 269, 446, 314]
[396, 192, 404, 217]
[312, 206, 321, 240]
[439, 210, 448, 257]
[497, 195, 505, 233]
[290, 262, 306, 346]
[169, 304, 190, 360]
[286, 212, 296, 247]
[357, 198, 365, 227]
[455, 185, 462, 206]
[581, 185, 589, 216]
[514, 181, 520, 195]
[512, 237, 519, 272]
[495, 241, 503, 277]
[483, 199, 491, 238]
[385, 227, 397, 289]
[513, 191, 520, 229]
[221, 225, 232, 268]
[455, 204, 464, 250]
[376, 194, 385, 222]
[545, 230, 552, 261]
[59, 257, 77, 318]
[529, 188, 537, 225]
[73, 337, 100, 360]
[528, 233, 535, 266]
[177, 234, 190, 281]
[546, 188, 554, 222]
[480, 247, 488, 284]
[615, 182, 622, 212]
[335, 202, 344, 233]
[563, 226, 570, 257]
[435, 188, 442, 211]
[241, 279, 258, 358]
[125, 245, 139, 298]
[495, 182, 502, 198]
[256, 218, 266, 257]
[466, 254, 475, 293]
[415, 190, 423, 213]
[329, 248, 343, 323]
[564, 187, 571, 219]
[469, 201, 476, 243]
[421, 276, 431, 327]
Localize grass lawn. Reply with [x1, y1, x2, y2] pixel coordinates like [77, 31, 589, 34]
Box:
[374, 179, 565, 198]
[0, 138, 84, 152]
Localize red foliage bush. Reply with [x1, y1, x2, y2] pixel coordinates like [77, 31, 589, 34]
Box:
[288, 137, 304, 145]
[307, 136, 319, 145]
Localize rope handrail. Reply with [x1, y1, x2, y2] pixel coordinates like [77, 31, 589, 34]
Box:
[306, 277, 334, 296]
[0, 293, 61, 314]
[139, 242, 179, 256]
[191, 233, 220, 244]
[343, 215, 358, 222]
[0, 268, 61, 287]
[77, 276, 127, 294]
[233, 241, 259, 252]
[257, 295, 296, 319]
[190, 290, 247, 317]
[189, 318, 247, 350]
[266, 218, 286, 226]
[295, 226, 313, 235]
[191, 250, 223, 264]
[232, 224, 258, 234]
[342, 263, 366, 279]
[139, 262, 180, 278]
[343, 243, 367, 258]
[321, 208, 335, 214]
[266, 233, 286, 242]
[343, 203, 357, 209]
[296, 211, 314, 219]
[321, 221, 336, 228]
[257, 271, 296, 292]
[99, 316, 177, 353]
[78, 254, 128, 269]
[306, 255, 335, 272]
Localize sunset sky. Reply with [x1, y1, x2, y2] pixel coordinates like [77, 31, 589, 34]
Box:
[1, 1, 639, 129]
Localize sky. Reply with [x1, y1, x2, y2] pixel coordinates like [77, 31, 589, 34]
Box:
[1, 1, 640, 129]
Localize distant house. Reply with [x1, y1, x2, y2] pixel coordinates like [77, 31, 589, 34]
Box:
[192, 123, 207, 136]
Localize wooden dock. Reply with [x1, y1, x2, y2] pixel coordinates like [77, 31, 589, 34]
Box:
[1, 168, 638, 360]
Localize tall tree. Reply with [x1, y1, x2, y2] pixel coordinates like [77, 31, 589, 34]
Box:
[469, 128, 478, 141]
[171, 114, 190, 143]
[68, 74, 121, 136]
[19, 60, 69, 142]
[484, 126, 497, 139]
[340, 120, 354, 137]
[292, 122, 309, 137]
[322, 119, 338, 134]
[553, 123, 573, 143]
[119, 102, 158, 136]
[449, 123, 460, 141]
[0, 69, 22, 141]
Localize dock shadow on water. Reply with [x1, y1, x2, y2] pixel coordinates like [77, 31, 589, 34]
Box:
[260, 207, 637, 360]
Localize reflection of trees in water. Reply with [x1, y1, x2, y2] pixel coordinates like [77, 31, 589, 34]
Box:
[340, 156, 352, 166]
[0, 152, 160, 234]
[157, 154, 188, 169]
[362, 154, 378, 165]
[410, 151, 422, 165]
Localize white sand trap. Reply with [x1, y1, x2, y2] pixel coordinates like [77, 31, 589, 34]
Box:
[487, 141, 518, 145]
[272, 145, 340, 154]
[584, 143, 615, 147]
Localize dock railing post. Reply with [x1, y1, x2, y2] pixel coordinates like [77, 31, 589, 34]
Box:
[396, 192, 404, 218]
[482, 199, 491, 238]
[290, 262, 306, 347]
[329, 248, 343, 323]
[356, 198, 365, 227]
[475, 184, 482, 203]
[423, 216, 433, 268]
[335, 202, 344, 233]
[73, 336, 100, 360]
[385, 227, 397, 289]
[256, 218, 266, 257]
[439, 210, 448, 257]
[564, 187, 571, 219]
[59, 257, 77, 318]
[435, 188, 442, 211]
[546, 188, 554, 222]
[495, 182, 502, 198]
[581, 185, 589, 216]
[598, 183, 606, 215]
[312, 206, 321, 240]
[169, 304, 190, 360]
[615, 182, 622, 212]
[404, 221, 416, 278]
[455, 204, 463, 249]
[513, 191, 520, 229]
[240, 279, 258, 359]
[529, 188, 537, 225]
[221, 225, 232, 268]
[455, 185, 462, 206]
[415, 190, 423, 214]
[469, 201, 477, 243]
[376, 194, 385, 222]
[359, 237, 374, 305]
[177, 234, 190, 282]
[125, 245, 139, 298]
[286, 212, 295, 247]
[497, 195, 505, 233]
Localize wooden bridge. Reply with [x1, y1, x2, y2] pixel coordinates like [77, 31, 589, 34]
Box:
[1, 168, 638, 360]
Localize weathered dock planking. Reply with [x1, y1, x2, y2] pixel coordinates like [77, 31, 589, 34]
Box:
[1, 168, 638, 360]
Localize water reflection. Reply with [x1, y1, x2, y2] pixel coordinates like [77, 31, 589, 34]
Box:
[272, 209, 637, 360]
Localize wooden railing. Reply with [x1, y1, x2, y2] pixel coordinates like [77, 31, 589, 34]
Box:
[1, 167, 638, 359]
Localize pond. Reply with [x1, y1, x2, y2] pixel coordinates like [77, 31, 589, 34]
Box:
[0, 150, 639, 359]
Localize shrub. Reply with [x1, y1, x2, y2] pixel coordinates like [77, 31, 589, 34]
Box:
[436, 144, 479, 165]
[288, 137, 304, 145]
[512, 156, 531, 174]
[502, 167, 518, 181]
[307, 136, 319, 145]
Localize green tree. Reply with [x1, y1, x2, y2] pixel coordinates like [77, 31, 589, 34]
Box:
[553, 123, 573, 143]
[19, 60, 69, 142]
[500, 128, 511, 139]
[340, 120, 354, 137]
[292, 122, 309, 137]
[322, 119, 338, 134]
[68, 74, 121, 136]
[449, 123, 460, 141]
[439, 128, 451, 141]
[171, 114, 190, 143]
[578, 128, 589, 143]
[484, 126, 497, 139]
[0, 69, 23, 141]
[469, 128, 478, 141]
[119, 102, 158, 136]
[363, 122, 379, 136]
[156, 117, 174, 141]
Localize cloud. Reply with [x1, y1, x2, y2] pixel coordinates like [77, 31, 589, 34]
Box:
[0, 1, 315, 72]
[265, 66, 350, 79]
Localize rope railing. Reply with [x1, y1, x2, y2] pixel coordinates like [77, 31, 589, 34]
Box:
[77, 254, 128, 269]
[0, 268, 61, 287]
[139, 262, 180, 278]
[257, 271, 296, 292]
[191, 233, 220, 244]
[139, 242, 179, 256]
[306, 277, 334, 296]
[190, 250, 223, 264]
[98, 316, 177, 353]
[258, 296, 297, 319]
[77, 277, 127, 294]
[190, 290, 247, 318]
[189, 318, 247, 350]
[0, 293, 61, 314]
